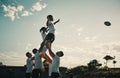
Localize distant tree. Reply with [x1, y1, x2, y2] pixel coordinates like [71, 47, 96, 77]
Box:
[113, 60, 117, 68]
[88, 59, 102, 71]
[103, 55, 114, 67]
[0, 62, 3, 66]
[65, 66, 86, 78]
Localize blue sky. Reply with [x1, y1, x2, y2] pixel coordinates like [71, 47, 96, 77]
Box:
[0, 0, 120, 68]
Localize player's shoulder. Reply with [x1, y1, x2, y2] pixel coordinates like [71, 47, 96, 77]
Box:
[48, 21, 53, 24]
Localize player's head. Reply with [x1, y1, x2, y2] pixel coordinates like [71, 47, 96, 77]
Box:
[40, 27, 47, 33]
[32, 48, 38, 54]
[56, 51, 64, 57]
[26, 52, 32, 58]
[47, 15, 53, 21]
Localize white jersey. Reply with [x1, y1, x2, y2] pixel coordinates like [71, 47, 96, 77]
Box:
[26, 58, 33, 73]
[51, 55, 60, 73]
[49, 64, 52, 76]
[41, 31, 46, 40]
[41, 46, 47, 53]
[48, 21, 55, 34]
[40, 30, 47, 53]
[34, 51, 42, 69]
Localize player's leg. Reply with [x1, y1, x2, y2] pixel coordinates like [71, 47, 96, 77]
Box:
[40, 53, 52, 64]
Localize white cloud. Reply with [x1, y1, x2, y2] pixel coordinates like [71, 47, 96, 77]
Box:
[54, 42, 120, 68]
[78, 33, 81, 36]
[2, 4, 24, 21]
[2, 5, 15, 21]
[31, 2, 47, 12]
[17, 5, 24, 11]
[84, 36, 97, 42]
[21, 11, 32, 16]
[77, 27, 83, 36]
[42, 3, 47, 8]
[0, 51, 26, 66]
[77, 28, 83, 32]
[2, 1, 47, 21]
[25, 43, 33, 51]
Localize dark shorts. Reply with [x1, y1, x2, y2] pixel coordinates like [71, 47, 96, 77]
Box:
[50, 72, 60, 78]
[32, 69, 43, 78]
[45, 33, 55, 43]
[25, 73, 31, 78]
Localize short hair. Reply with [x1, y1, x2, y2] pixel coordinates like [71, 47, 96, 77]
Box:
[26, 52, 30, 57]
[47, 15, 53, 19]
[32, 48, 38, 54]
[56, 51, 64, 56]
[40, 27, 47, 32]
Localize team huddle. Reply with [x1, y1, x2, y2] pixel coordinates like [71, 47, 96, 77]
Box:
[25, 15, 64, 78]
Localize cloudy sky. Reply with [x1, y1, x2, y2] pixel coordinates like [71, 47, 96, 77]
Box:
[0, 0, 120, 68]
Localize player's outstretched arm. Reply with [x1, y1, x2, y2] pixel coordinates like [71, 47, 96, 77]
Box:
[54, 19, 60, 25]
